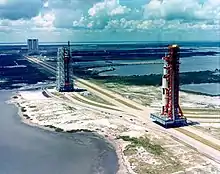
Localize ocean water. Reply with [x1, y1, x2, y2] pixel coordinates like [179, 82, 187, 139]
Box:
[0, 91, 118, 174]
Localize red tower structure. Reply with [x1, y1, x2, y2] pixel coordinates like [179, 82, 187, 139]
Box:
[150, 45, 187, 127]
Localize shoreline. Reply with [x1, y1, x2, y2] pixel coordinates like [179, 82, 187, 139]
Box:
[9, 93, 132, 174]
[9, 95, 57, 132]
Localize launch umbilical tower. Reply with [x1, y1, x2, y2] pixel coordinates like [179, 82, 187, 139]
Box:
[150, 45, 186, 127]
[56, 41, 74, 92]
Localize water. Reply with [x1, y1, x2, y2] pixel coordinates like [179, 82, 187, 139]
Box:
[100, 55, 220, 76]
[181, 83, 220, 96]
[0, 91, 118, 174]
[98, 49, 220, 96]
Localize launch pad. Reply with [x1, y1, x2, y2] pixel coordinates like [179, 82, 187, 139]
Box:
[150, 45, 187, 127]
[150, 113, 187, 128]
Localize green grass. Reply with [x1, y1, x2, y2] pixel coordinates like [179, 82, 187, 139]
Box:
[77, 79, 142, 110]
[117, 136, 164, 155]
[123, 144, 138, 156]
[92, 81, 158, 106]
[71, 94, 122, 112]
[80, 92, 114, 106]
[52, 90, 121, 111]
[175, 128, 220, 151]
[117, 135, 185, 174]
[89, 70, 220, 90]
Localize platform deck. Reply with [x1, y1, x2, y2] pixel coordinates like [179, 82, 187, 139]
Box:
[150, 113, 187, 128]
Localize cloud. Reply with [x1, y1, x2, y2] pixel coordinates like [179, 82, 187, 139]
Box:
[0, 0, 219, 42]
[71, 0, 220, 31]
[0, 0, 43, 20]
[2, 0, 217, 32]
[72, 0, 139, 29]
[33, 12, 55, 30]
[143, 0, 220, 21]
[0, 11, 55, 33]
[44, 0, 100, 29]
[53, 9, 82, 28]
[88, 0, 130, 17]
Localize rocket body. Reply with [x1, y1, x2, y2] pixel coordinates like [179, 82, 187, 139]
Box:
[161, 45, 184, 120]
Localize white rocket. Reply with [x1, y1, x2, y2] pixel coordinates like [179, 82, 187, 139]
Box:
[161, 57, 168, 114]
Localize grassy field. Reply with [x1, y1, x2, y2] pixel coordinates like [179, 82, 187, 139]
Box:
[89, 70, 220, 94]
[78, 79, 142, 110]
[70, 94, 122, 111]
[117, 135, 183, 174]
[79, 92, 114, 106]
[118, 135, 164, 155]
[175, 128, 220, 151]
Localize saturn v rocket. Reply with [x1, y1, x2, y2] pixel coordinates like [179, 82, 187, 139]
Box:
[150, 45, 186, 127]
[161, 45, 184, 121]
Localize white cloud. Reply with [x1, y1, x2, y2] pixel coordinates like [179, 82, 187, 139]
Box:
[69, 0, 220, 31]
[72, 0, 138, 29]
[144, 0, 199, 20]
[0, 11, 55, 33]
[2, 0, 218, 32]
[88, 0, 130, 17]
[33, 12, 55, 30]
[0, 0, 219, 41]
[143, 0, 220, 21]
[53, 9, 82, 28]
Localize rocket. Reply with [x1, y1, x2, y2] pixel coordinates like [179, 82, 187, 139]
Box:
[161, 45, 183, 120]
[150, 45, 186, 127]
[161, 57, 168, 115]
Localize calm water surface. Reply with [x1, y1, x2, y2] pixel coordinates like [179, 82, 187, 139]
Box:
[100, 55, 220, 95]
[0, 91, 118, 174]
[181, 83, 220, 96]
[101, 55, 220, 76]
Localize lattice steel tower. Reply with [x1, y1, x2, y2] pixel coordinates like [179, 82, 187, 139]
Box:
[56, 41, 74, 92]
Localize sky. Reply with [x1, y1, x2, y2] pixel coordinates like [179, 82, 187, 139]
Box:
[0, 0, 219, 42]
